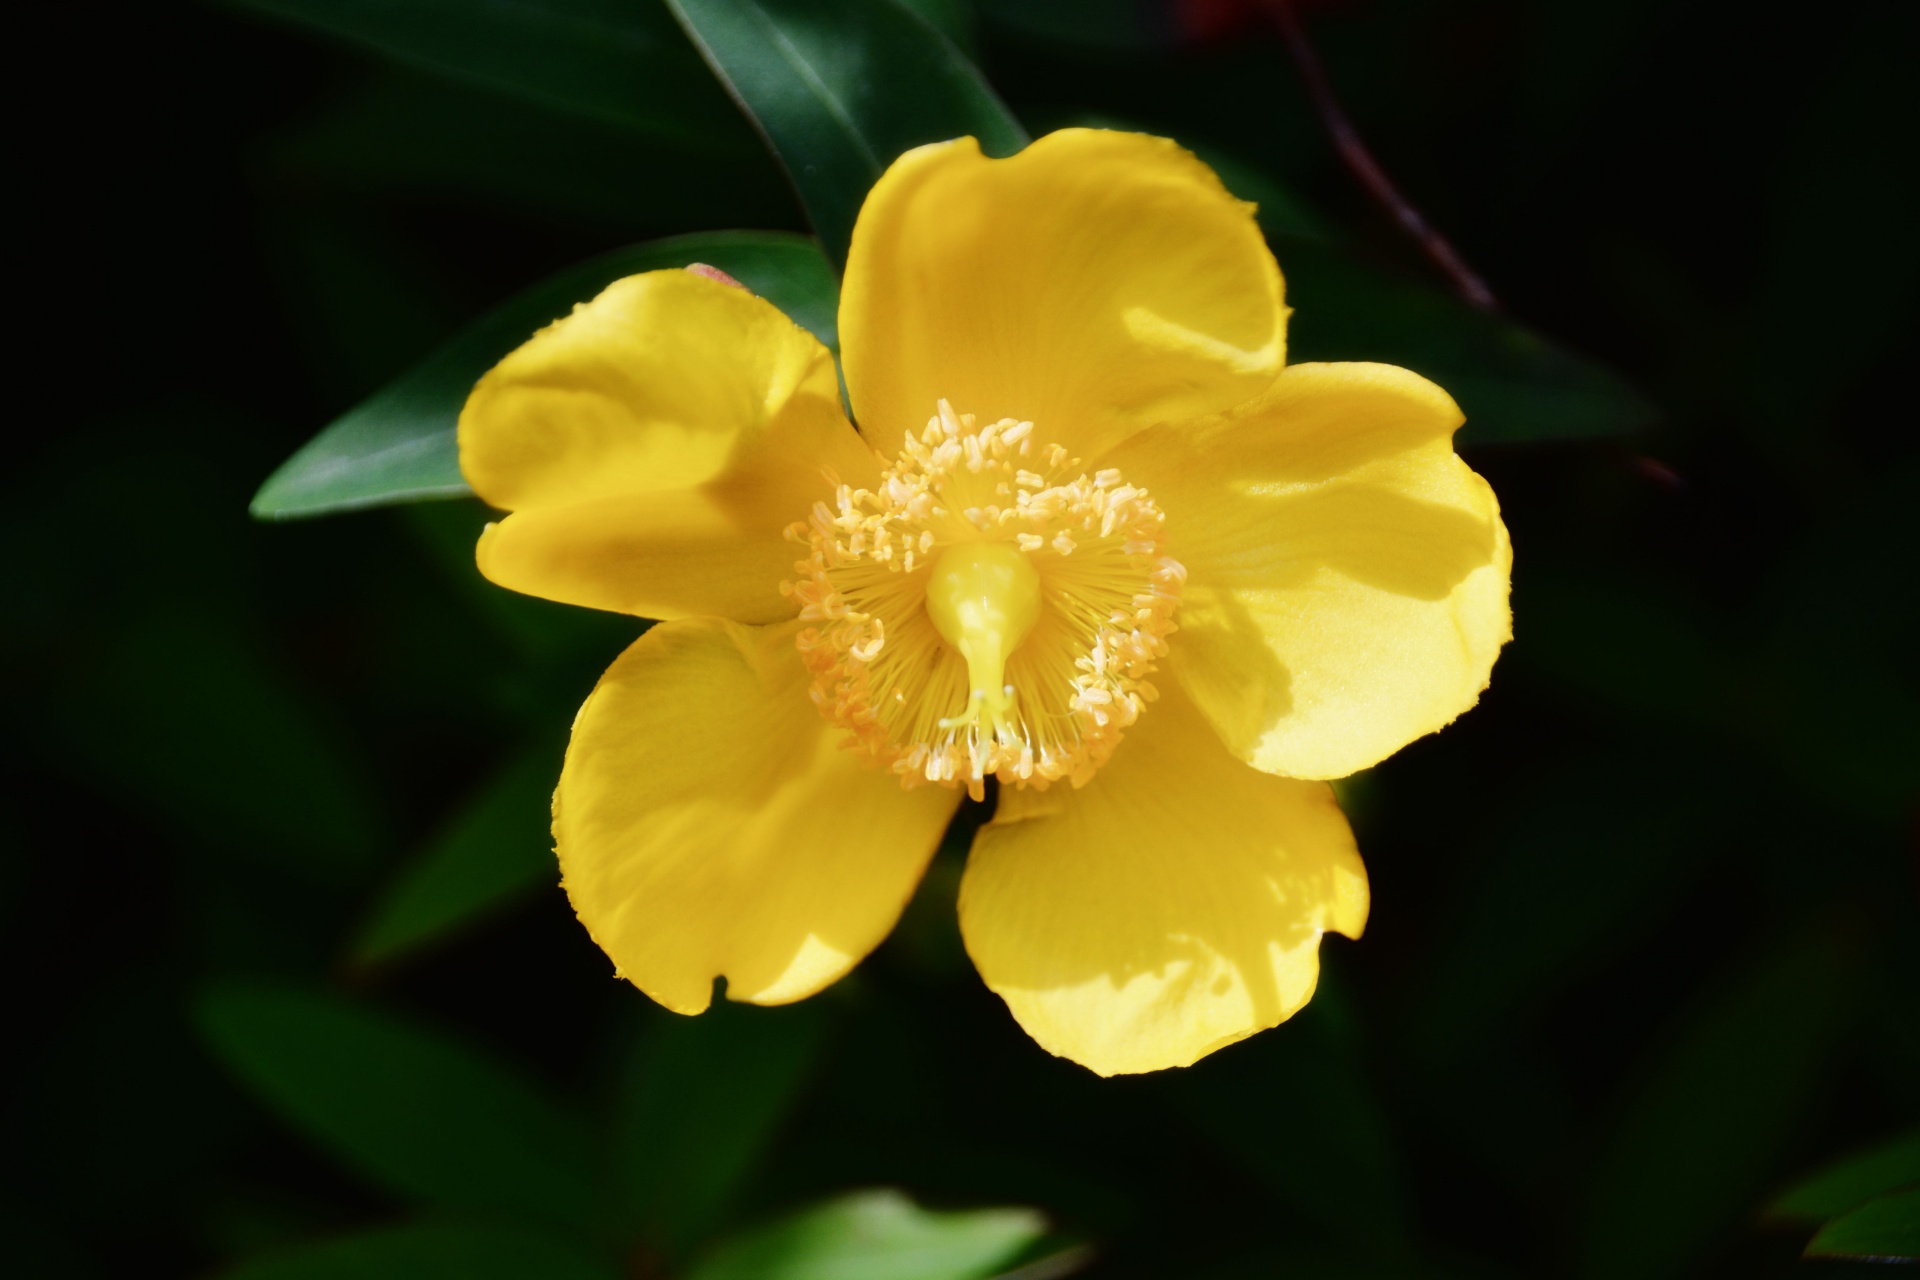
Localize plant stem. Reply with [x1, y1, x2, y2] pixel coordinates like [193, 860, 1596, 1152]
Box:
[1262, 0, 1500, 311]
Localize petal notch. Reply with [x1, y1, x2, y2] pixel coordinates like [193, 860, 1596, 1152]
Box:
[841, 129, 1286, 463]
[557, 617, 959, 1012]
[959, 685, 1366, 1075]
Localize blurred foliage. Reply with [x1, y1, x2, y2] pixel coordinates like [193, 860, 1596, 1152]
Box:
[6, 0, 1916, 1277]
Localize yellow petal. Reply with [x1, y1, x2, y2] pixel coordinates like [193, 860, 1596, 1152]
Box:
[478, 487, 801, 624]
[1102, 361, 1512, 781]
[841, 129, 1286, 463]
[460, 269, 880, 621]
[959, 685, 1366, 1076]
[557, 617, 960, 1013]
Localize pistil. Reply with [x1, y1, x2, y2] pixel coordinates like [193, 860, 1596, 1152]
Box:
[786, 401, 1183, 795]
[923, 541, 1043, 738]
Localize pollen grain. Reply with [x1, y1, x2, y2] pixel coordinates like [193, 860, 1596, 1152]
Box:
[784, 401, 1184, 798]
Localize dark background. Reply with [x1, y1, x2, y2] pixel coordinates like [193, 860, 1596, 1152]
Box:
[7, 0, 1916, 1276]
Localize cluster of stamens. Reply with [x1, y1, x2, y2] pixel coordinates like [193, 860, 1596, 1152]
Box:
[783, 401, 1185, 798]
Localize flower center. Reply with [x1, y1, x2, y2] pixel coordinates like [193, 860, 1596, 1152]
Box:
[785, 401, 1184, 798]
[923, 540, 1043, 741]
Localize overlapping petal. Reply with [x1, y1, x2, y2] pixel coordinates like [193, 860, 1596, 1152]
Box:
[458, 129, 1509, 1073]
[556, 617, 960, 1013]
[840, 129, 1287, 464]
[958, 684, 1367, 1076]
[1099, 362, 1512, 781]
[460, 270, 880, 622]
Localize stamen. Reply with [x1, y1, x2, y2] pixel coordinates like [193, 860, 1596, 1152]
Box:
[783, 401, 1183, 794]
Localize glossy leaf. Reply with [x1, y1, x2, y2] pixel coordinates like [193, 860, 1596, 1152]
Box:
[217, 0, 748, 148]
[218, 1221, 622, 1280]
[686, 1189, 1047, 1280]
[1279, 238, 1658, 446]
[198, 981, 596, 1231]
[1804, 1188, 1920, 1262]
[353, 741, 563, 966]
[1771, 1129, 1920, 1222]
[665, 0, 1027, 270]
[617, 1000, 833, 1256]
[894, 0, 976, 52]
[251, 232, 836, 520]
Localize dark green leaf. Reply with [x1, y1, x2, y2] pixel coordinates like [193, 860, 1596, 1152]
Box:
[1406, 750, 1723, 1061]
[217, 1221, 622, 1280]
[894, 0, 976, 52]
[1516, 575, 1732, 733]
[665, 0, 1027, 270]
[970, 0, 1158, 49]
[617, 1000, 833, 1255]
[51, 607, 386, 881]
[1576, 928, 1858, 1279]
[353, 741, 563, 966]
[1162, 980, 1408, 1243]
[1746, 13, 1919, 443]
[1805, 1188, 1920, 1262]
[1199, 149, 1335, 243]
[198, 981, 596, 1231]
[1191, 1244, 1505, 1280]
[1279, 238, 1657, 446]
[1747, 459, 1920, 825]
[1770, 1130, 1920, 1222]
[216, 0, 749, 148]
[271, 70, 793, 233]
[686, 1189, 1047, 1280]
[251, 232, 837, 520]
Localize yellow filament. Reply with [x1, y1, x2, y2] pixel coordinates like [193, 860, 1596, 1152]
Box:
[923, 541, 1042, 737]
[784, 401, 1183, 794]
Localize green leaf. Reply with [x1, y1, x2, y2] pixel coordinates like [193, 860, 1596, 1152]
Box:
[198, 981, 596, 1231]
[271, 69, 791, 233]
[617, 1000, 833, 1255]
[251, 231, 836, 520]
[970, 0, 1158, 50]
[216, 0, 749, 149]
[665, 0, 1027, 270]
[894, 0, 977, 52]
[50, 607, 386, 882]
[1770, 1130, 1920, 1223]
[1163, 981, 1409, 1243]
[353, 741, 563, 966]
[1746, 14, 1919, 442]
[1575, 927, 1858, 1280]
[1279, 238, 1657, 446]
[1804, 1188, 1920, 1262]
[686, 1189, 1047, 1280]
[217, 1221, 622, 1280]
[1406, 750, 1723, 1061]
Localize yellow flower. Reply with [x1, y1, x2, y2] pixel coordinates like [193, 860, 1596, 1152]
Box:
[457, 130, 1511, 1076]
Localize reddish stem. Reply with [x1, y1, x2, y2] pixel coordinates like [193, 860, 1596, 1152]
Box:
[1262, 0, 1499, 312]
